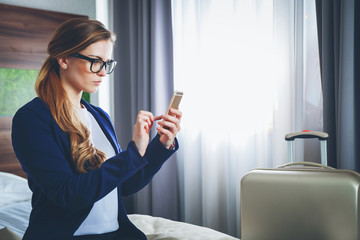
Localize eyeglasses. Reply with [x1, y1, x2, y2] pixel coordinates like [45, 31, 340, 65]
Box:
[70, 53, 117, 74]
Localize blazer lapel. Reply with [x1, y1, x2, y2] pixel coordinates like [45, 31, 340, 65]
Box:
[81, 99, 121, 154]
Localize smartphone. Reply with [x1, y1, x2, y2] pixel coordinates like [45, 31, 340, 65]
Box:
[166, 90, 183, 114]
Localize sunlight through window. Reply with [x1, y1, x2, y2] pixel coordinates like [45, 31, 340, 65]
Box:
[172, 0, 275, 145]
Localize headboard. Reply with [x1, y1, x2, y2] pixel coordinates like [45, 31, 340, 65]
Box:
[0, 117, 26, 178]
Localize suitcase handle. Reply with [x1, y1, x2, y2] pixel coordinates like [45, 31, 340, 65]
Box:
[285, 130, 329, 166]
[278, 162, 334, 170]
[285, 130, 329, 141]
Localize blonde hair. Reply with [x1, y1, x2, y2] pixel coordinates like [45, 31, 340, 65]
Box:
[35, 18, 116, 173]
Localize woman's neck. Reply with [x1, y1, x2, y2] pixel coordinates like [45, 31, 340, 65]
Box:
[62, 84, 83, 109]
[70, 93, 83, 109]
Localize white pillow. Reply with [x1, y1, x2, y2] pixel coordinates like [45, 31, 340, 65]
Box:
[0, 172, 32, 208]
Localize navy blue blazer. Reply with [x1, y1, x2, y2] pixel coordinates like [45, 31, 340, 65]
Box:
[11, 97, 178, 240]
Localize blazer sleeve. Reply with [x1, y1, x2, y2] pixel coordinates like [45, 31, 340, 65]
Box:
[12, 107, 148, 212]
[120, 134, 178, 196]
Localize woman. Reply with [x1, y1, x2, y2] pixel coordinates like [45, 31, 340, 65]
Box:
[11, 18, 181, 240]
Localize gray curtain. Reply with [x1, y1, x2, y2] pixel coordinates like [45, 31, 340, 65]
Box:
[316, 0, 360, 171]
[113, 0, 179, 220]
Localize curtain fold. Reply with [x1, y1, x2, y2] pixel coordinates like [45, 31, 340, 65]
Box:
[316, 0, 360, 171]
[112, 0, 179, 220]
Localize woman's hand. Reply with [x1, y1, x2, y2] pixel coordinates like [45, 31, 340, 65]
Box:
[132, 111, 155, 156]
[132, 108, 182, 156]
[156, 108, 182, 149]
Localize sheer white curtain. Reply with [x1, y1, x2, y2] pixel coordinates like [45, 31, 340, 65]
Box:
[171, 0, 322, 237]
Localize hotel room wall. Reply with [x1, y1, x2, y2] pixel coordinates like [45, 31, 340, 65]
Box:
[0, 0, 95, 19]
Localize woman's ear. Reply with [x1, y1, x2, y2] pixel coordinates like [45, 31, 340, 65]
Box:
[58, 57, 68, 70]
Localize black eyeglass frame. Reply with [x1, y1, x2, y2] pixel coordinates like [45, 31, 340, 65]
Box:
[70, 53, 117, 74]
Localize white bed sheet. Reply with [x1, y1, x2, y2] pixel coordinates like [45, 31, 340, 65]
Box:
[0, 172, 32, 208]
[129, 214, 239, 240]
[0, 209, 240, 240]
[0, 172, 240, 239]
[0, 201, 31, 237]
[0, 172, 32, 237]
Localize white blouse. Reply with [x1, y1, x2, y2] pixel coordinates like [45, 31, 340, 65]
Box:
[74, 106, 119, 236]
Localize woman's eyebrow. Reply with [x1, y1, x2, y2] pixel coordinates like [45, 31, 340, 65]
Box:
[88, 55, 103, 60]
[89, 55, 112, 62]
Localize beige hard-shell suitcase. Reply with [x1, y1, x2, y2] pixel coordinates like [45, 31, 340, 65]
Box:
[240, 131, 360, 240]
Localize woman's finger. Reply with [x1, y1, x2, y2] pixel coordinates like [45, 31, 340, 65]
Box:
[161, 114, 180, 130]
[168, 108, 182, 120]
[156, 126, 175, 139]
[157, 120, 176, 132]
[137, 111, 157, 130]
[153, 115, 163, 121]
[138, 111, 154, 122]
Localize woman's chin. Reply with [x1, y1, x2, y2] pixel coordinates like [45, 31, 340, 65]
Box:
[85, 87, 98, 94]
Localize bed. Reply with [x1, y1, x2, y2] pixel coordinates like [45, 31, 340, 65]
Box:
[0, 118, 239, 240]
[0, 172, 239, 240]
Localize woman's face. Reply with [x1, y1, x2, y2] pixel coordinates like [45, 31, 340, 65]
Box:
[59, 40, 114, 97]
